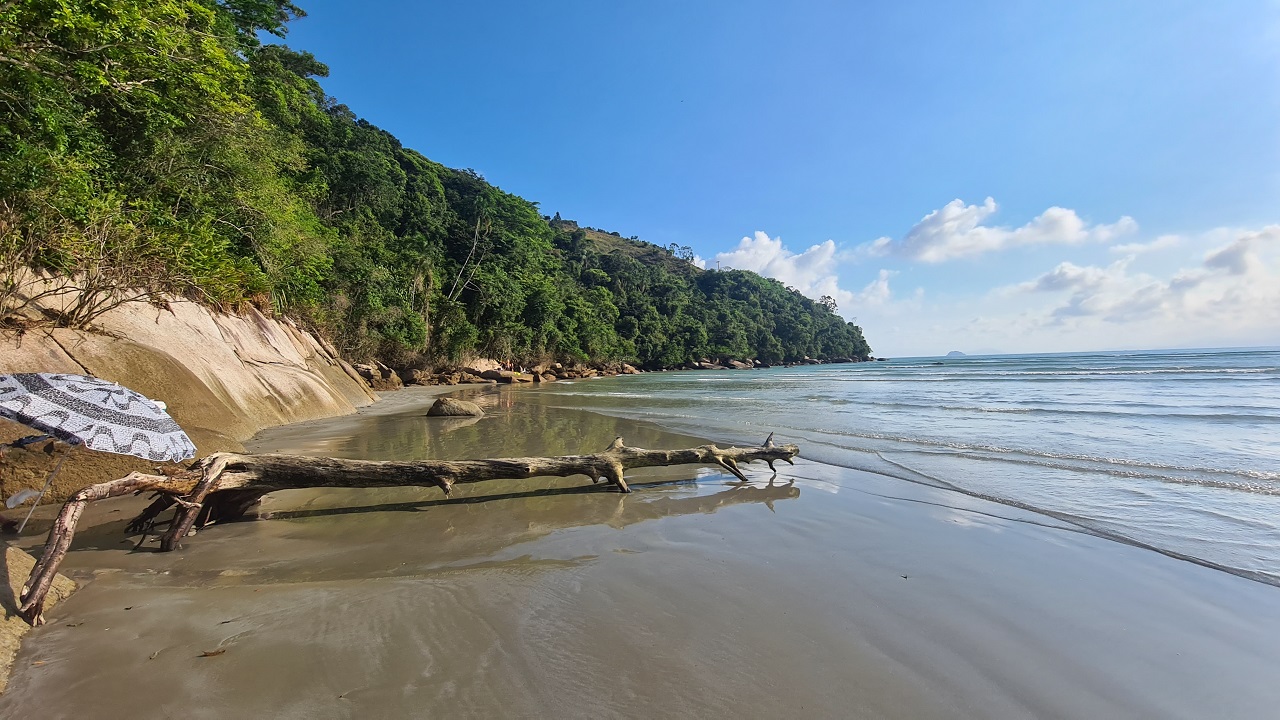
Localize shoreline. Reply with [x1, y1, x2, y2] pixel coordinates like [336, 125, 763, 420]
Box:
[3, 384, 1279, 717]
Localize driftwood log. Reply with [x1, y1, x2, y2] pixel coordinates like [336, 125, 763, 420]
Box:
[19, 435, 798, 624]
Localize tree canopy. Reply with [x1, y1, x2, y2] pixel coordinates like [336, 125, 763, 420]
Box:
[0, 0, 871, 367]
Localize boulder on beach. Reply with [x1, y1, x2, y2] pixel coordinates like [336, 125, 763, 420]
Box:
[426, 398, 484, 417]
[464, 358, 501, 374]
[480, 369, 533, 383]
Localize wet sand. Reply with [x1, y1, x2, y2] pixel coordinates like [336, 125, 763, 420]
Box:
[3, 385, 1280, 718]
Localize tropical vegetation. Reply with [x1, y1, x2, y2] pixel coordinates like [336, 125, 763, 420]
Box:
[0, 0, 870, 369]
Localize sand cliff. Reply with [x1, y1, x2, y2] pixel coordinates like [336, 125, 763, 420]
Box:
[0, 300, 376, 504]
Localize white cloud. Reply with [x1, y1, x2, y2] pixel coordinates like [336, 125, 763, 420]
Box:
[1015, 260, 1118, 293]
[864, 197, 1137, 262]
[714, 218, 1278, 357]
[855, 224, 1280, 357]
[715, 231, 858, 313]
[1110, 234, 1180, 255]
[1203, 228, 1269, 275]
[1011, 225, 1280, 330]
[857, 269, 896, 306]
[691, 255, 708, 269]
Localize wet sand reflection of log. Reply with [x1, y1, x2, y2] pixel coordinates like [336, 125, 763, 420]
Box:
[262, 476, 801, 529]
[19, 436, 799, 623]
[180, 477, 803, 585]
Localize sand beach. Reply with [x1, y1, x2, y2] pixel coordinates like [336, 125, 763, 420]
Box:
[1, 383, 1278, 718]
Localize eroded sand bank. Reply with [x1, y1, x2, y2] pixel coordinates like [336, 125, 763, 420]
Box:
[3, 386, 1279, 718]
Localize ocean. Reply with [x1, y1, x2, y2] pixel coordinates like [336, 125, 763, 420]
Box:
[533, 348, 1280, 585]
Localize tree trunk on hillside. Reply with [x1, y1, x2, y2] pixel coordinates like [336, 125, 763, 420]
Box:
[18, 435, 798, 624]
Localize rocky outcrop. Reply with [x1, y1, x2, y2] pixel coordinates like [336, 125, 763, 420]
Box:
[464, 358, 501, 374]
[479, 369, 533, 384]
[353, 362, 402, 391]
[397, 359, 651, 385]
[1, 299, 376, 504]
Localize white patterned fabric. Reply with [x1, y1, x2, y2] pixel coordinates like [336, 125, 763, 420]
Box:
[0, 373, 196, 462]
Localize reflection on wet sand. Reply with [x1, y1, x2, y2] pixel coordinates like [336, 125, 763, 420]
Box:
[250, 478, 799, 576]
[31, 391, 795, 588]
[83, 476, 800, 587]
[247, 386, 705, 462]
[264, 477, 797, 524]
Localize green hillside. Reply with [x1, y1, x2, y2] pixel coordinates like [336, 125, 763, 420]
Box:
[0, 0, 871, 369]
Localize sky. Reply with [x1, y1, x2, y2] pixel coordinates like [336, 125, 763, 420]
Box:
[275, 1, 1280, 356]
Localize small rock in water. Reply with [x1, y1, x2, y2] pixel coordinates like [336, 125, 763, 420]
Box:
[426, 397, 484, 417]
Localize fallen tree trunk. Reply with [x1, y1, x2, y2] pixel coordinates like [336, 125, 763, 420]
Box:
[19, 435, 798, 624]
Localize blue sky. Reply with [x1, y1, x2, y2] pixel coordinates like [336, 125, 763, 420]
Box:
[277, 1, 1280, 356]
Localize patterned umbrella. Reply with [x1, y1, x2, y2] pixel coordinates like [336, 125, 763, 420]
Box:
[0, 373, 196, 533]
[0, 373, 195, 462]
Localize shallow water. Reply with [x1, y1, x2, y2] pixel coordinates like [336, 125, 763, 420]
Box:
[530, 349, 1280, 584]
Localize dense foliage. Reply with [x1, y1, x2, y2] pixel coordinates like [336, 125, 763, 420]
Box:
[0, 0, 870, 367]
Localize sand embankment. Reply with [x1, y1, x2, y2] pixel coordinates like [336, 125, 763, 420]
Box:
[0, 298, 378, 690]
[1, 299, 376, 504]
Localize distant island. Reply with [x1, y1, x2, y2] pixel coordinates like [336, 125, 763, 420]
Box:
[946, 351, 967, 357]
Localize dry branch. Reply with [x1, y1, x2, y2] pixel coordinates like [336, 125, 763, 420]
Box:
[18, 471, 198, 625]
[18, 435, 798, 624]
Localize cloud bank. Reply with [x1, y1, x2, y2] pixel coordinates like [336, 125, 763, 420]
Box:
[1011, 226, 1280, 331]
[711, 211, 1277, 356]
[715, 231, 868, 313]
[865, 197, 1137, 262]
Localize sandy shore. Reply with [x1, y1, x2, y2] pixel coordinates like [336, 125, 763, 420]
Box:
[3, 385, 1279, 718]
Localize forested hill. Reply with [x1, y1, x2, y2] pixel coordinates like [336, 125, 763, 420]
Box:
[0, 1, 871, 369]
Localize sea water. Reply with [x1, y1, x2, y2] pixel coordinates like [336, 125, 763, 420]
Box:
[533, 349, 1280, 584]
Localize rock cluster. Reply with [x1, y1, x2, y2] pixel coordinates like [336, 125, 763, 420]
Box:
[356, 355, 868, 391]
[678, 356, 861, 370]
[387, 360, 643, 387]
[352, 362, 403, 391]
